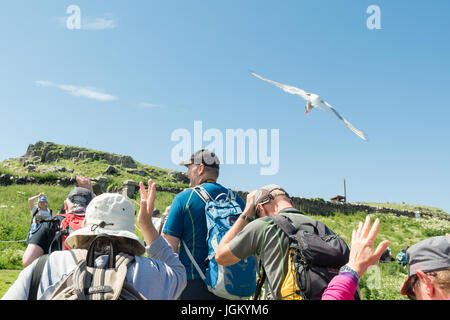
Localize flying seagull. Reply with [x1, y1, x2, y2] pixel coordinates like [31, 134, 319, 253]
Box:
[250, 71, 368, 141]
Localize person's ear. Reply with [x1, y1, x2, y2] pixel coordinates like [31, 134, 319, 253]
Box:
[416, 270, 435, 298]
[197, 163, 205, 175]
[257, 203, 268, 217]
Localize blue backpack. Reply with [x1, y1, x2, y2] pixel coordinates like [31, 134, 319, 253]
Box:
[182, 185, 257, 299]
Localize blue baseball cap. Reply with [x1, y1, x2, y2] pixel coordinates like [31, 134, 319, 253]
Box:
[38, 196, 48, 203]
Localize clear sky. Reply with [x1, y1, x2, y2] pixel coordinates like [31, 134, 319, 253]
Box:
[0, 1, 449, 213]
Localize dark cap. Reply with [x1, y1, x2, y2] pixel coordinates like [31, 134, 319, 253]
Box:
[254, 184, 290, 207]
[68, 187, 94, 207]
[401, 236, 450, 295]
[179, 149, 220, 169]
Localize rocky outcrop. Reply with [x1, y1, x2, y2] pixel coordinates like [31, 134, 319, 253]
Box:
[23, 141, 137, 168]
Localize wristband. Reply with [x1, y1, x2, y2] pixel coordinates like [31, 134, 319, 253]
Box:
[339, 265, 359, 279]
[239, 214, 253, 223]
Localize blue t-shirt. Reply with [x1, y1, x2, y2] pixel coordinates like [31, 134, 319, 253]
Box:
[163, 182, 246, 280]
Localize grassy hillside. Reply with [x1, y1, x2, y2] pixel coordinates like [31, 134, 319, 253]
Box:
[0, 184, 176, 268]
[361, 202, 448, 220]
[0, 141, 191, 192]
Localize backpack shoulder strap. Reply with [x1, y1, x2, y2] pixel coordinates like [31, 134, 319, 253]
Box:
[28, 254, 49, 300]
[31, 206, 39, 218]
[213, 189, 236, 202]
[253, 265, 267, 300]
[181, 240, 206, 281]
[270, 214, 297, 238]
[192, 186, 213, 204]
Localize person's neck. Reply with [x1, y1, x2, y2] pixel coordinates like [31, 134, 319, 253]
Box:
[434, 288, 450, 300]
[275, 202, 294, 214]
[199, 178, 216, 184]
[263, 202, 294, 217]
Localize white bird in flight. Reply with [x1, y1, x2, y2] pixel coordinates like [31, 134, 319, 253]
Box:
[250, 71, 368, 141]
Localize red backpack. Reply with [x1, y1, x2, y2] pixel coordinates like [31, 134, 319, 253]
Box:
[58, 212, 85, 250]
[49, 211, 86, 252]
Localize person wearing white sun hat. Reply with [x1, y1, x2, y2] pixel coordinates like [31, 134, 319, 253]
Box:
[64, 192, 146, 255]
[2, 179, 187, 300]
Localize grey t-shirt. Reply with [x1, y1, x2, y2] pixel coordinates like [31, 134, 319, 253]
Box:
[227, 208, 328, 299]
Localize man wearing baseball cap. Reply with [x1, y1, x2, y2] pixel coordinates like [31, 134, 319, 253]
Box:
[400, 236, 450, 300]
[162, 149, 246, 299]
[216, 184, 341, 299]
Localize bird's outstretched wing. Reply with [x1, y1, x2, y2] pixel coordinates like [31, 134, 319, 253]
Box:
[250, 71, 310, 101]
[321, 100, 368, 141]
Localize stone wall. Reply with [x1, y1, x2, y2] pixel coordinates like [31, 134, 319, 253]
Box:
[1, 172, 447, 220]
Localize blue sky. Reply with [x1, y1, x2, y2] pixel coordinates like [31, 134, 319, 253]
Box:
[0, 1, 449, 213]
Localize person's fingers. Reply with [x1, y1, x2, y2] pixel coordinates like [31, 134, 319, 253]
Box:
[150, 180, 156, 199]
[356, 221, 363, 238]
[373, 240, 390, 260]
[147, 179, 153, 199]
[351, 229, 356, 243]
[139, 181, 147, 199]
[361, 215, 371, 239]
[367, 218, 381, 244]
[147, 179, 155, 211]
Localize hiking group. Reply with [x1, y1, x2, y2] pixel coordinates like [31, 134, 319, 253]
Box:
[2, 149, 450, 300]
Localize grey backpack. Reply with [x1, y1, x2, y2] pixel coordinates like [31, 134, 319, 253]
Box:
[49, 234, 146, 300]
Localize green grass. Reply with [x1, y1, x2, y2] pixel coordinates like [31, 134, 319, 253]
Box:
[0, 184, 177, 269]
[362, 201, 448, 219]
[0, 270, 21, 298]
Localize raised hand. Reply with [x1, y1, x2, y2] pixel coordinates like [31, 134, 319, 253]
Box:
[346, 216, 390, 278]
[76, 176, 94, 194]
[244, 190, 257, 218]
[138, 179, 158, 244]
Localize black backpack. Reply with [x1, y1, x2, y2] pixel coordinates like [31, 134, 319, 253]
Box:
[254, 213, 359, 300]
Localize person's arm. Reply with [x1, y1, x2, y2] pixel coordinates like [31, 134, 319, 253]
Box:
[76, 176, 96, 198]
[322, 216, 390, 300]
[28, 193, 43, 211]
[145, 235, 187, 299]
[162, 233, 180, 253]
[138, 179, 160, 245]
[321, 273, 358, 300]
[215, 191, 257, 266]
[161, 193, 185, 253]
[2, 258, 39, 300]
[22, 243, 44, 268]
[138, 179, 186, 299]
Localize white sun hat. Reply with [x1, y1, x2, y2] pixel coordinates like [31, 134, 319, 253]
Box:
[65, 193, 146, 256]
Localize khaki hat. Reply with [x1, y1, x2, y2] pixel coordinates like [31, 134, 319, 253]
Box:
[65, 193, 146, 256]
[254, 184, 290, 207]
